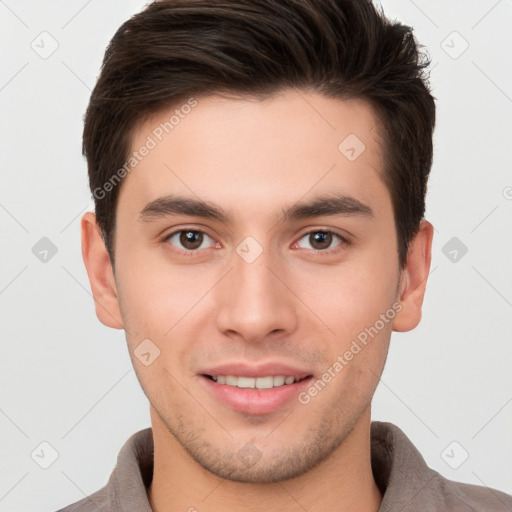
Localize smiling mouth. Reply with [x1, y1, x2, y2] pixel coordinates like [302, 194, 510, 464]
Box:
[202, 374, 312, 389]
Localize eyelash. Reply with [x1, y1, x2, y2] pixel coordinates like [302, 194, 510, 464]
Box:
[162, 228, 349, 257]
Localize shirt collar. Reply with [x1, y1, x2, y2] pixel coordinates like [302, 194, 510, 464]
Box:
[105, 421, 438, 511]
[370, 421, 439, 511]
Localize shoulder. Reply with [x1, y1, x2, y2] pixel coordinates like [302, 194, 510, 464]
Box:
[55, 486, 108, 512]
[431, 473, 512, 511]
[54, 427, 154, 512]
[371, 421, 512, 511]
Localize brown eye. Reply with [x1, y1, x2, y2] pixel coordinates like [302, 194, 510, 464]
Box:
[295, 230, 345, 252]
[310, 231, 332, 250]
[166, 229, 215, 252]
[180, 230, 203, 250]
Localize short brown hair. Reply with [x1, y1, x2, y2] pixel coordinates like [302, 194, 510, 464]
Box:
[83, 0, 436, 268]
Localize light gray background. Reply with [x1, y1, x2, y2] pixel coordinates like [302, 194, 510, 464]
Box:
[1, 0, 511, 510]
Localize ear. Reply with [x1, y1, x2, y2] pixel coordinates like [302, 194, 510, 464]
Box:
[81, 211, 124, 329]
[392, 220, 434, 332]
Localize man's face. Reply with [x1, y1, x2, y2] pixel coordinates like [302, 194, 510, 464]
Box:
[109, 89, 404, 482]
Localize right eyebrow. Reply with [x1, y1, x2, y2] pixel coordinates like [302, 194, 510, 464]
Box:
[138, 195, 230, 223]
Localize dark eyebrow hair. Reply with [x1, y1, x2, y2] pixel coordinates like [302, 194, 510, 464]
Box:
[138, 193, 373, 225]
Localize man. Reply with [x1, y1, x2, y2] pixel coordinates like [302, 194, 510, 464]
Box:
[57, 0, 512, 510]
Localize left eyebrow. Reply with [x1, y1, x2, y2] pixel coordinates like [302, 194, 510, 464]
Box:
[280, 193, 373, 222]
[138, 192, 374, 224]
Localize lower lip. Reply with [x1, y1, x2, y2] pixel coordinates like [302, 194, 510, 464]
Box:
[200, 375, 313, 415]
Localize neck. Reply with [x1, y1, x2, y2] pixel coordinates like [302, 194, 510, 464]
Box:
[147, 407, 382, 512]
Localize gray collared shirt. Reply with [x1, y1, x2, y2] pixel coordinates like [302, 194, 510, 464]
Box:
[56, 421, 512, 511]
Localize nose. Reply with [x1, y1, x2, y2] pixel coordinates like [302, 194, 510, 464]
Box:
[215, 241, 299, 344]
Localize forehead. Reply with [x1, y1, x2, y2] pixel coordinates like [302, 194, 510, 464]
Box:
[120, 89, 389, 222]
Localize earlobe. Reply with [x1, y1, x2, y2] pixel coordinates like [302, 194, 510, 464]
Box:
[392, 220, 434, 332]
[81, 212, 124, 329]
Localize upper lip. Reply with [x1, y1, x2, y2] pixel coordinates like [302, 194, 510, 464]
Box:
[199, 362, 313, 380]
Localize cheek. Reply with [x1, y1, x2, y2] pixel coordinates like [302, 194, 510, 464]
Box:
[300, 261, 397, 406]
[114, 245, 194, 339]
[115, 245, 229, 357]
[295, 252, 398, 338]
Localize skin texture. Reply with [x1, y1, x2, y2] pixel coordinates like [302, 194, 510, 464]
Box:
[81, 89, 433, 511]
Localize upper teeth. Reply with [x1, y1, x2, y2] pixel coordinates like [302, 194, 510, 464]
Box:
[211, 375, 298, 389]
